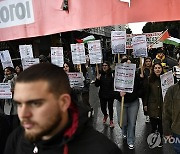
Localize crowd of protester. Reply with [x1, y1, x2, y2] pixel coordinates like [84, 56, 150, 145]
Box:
[0, 47, 180, 154]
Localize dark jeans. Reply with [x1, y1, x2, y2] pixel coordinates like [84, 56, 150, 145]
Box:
[141, 98, 148, 116]
[100, 98, 114, 120]
[173, 133, 180, 154]
[150, 117, 163, 137]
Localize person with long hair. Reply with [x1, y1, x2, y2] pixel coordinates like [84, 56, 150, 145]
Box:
[139, 57, 152, 123]
[144, 62, 164, 147]
[63, 62, 93, 115]
[15, 65, 23, 76]
[95, 61, 115, 128]
[63, 61, 76, 73]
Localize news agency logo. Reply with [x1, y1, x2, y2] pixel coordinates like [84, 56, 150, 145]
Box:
[147, 132, 161, 148]
[147, 133, 180, 148]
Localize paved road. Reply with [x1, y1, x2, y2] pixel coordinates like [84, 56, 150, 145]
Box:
[89, 84, 176, 154]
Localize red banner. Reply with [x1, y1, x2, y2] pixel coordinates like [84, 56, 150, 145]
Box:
[0, 0, 180, 41]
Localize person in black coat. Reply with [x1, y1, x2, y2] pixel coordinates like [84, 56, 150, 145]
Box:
[4, 63, 122, 154]
[0, 113, 10, 154]
[138, 57, 152, 123]
[95, 61, 115, 128]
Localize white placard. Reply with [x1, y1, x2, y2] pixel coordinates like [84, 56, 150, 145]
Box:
[21, 58, 39, 70]
[19, 45, 34, 59]
[67, 72, 84, 88]
[160, 71, 174, 101]
[132, 35, 148, 58]
[51, 47, 64, 67]
[87, 40, 102, 64]
[126, 32, 163, 49]
[0, 50, 14, 69]
[70, 43, 86, 64]
[114, 63, 136, 93]
[111, 31, 126, 54]
[0, 83, 12, 99]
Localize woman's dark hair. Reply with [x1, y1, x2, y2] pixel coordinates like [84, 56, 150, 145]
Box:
[121, 56, 132, 63]
[143, 57, 152, 67]
[64, 61, 76, 72]
[101, 61, 111, 73]
[103, 61, 110, 67]
[149, 62, 164, 82]
[4, 67, 15, 74]
[15, 65, 23, 73]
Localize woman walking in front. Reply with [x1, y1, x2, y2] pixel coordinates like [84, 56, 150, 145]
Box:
[144, 62, 164, 147]
[95, 61, 115, 128]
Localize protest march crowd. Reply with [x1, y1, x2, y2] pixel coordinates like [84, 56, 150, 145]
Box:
[0, 33, 180, 154]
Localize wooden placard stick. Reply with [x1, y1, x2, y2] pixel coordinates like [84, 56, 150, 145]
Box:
[118, 54, 120, 64]
[79, 64, 82, 73]
[96, 63, 99, 76]
[120, 96, 124, 128]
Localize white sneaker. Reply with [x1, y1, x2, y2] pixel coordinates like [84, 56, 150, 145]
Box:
[122, 135, 127, 139]
[128, 144, 134, 150]
[145, 116, 150, 123]
[90, 80, 95, 84]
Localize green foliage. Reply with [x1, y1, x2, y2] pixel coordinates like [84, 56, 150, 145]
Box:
[142, 21, 180, 38]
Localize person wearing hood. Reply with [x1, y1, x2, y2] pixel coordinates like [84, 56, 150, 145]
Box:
[4, 63, 122, 154]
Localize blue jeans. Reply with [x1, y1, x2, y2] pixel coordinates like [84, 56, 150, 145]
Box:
[90, 66, 96, 81]
[116, 99, 139, 145]
[173, 133, 180, 154]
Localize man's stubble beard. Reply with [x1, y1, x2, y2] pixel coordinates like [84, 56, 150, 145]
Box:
[24, 112, 62, 143]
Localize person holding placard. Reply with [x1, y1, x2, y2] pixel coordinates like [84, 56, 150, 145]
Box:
[95, 61, 115, 128]
[3, 67, 19, 133]
[144, 62, 164, 147]
[116, 57, 143, 150]
[172, 57, 180, 83]
[63, 62, 93, 116]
